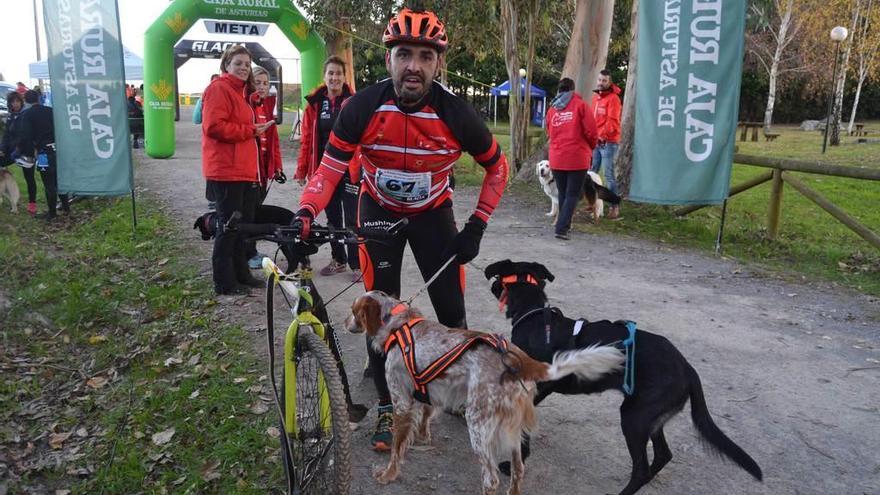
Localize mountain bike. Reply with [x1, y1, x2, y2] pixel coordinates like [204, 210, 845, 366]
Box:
[227, 216, 405, 495]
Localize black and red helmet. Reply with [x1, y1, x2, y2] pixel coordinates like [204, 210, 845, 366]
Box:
[382, 8, 448, 53]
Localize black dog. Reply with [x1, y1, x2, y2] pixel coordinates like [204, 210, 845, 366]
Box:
[484, 260, 762, 495]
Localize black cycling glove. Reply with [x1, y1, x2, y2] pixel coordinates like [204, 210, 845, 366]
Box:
[292, 209, 314, 240]
[446, 215, 486, 264]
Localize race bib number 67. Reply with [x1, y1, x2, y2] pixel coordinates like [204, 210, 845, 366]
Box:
[375, 168, 431, 203]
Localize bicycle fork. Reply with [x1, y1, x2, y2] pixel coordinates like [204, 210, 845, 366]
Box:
[284, 313, 333, 438]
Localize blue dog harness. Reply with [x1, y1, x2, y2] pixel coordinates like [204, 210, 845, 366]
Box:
[619, 320, 637, 396]
[573, 318, 638, 396]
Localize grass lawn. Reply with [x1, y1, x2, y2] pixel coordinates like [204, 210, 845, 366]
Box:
[0, 185, 283, 492]
[455, 122, 880, 295]
[736, 121, 880, 168]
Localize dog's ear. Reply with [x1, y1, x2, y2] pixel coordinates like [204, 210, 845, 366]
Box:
[536, 263, 554, 283]
[193, 212, 215, 241]
[352, 295, 383, 336]
[484, 260, 513, 280]
[521, 262, 554, 283]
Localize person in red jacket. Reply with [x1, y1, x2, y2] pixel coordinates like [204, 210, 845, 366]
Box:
[202, 44, 275, 295]
[546, 77, 598, 240]
[295, 56, 359, 279]
[243, 66, 285, 268]
[590, 69, 622, 219]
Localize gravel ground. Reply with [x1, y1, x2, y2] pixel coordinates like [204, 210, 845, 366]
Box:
[134, 108, 880, 495]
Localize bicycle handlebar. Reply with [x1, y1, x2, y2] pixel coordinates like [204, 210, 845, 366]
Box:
[225, 212, 408, 246]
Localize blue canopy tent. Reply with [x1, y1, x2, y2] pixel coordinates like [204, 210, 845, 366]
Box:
[490, 79, 547, 127]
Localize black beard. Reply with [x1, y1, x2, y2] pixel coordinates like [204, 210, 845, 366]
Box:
[394, 77, 429, 106]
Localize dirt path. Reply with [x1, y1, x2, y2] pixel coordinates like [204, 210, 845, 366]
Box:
[135, 108, 880, 495]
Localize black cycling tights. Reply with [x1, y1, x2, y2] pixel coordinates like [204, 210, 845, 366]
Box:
[358, 192, 467, 406]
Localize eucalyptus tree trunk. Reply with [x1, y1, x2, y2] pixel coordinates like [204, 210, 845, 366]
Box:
[830, 4, 860, 146]
[617, 0, 639, 197]
[847, 0, 875, 134]
[501, 0, 523, 170]
[763, 0, 796, 132]
[561, 0, 615, 95]
[517, 0, 539, 168]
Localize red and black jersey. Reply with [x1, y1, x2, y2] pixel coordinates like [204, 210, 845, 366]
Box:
[299, 79, 507, 222]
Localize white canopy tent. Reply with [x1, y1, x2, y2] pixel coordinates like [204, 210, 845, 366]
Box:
[29, 46, 144, 80]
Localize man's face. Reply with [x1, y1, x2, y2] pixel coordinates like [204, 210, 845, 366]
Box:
[597, 74, 612, 91]
[387, 43, 441, 105]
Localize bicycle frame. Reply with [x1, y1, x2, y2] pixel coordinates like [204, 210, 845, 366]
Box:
[263, 258, 332, 438]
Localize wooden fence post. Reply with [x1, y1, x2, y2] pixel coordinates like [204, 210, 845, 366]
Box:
[767, 169, 784, 239]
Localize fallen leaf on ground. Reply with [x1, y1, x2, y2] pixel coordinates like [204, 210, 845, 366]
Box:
[49, 431, 73, 449]
[189, 390, 200, 399]
[233, 377, 247, 384]
[200, 460, 222, 482]
[250, 402, 269, 415]
[151, 427, 175, 446]
[266, 426, 280, 438]
[75, 428, 88, 438]
[86, 376, 108, 389]
[164, 357, 183, 367]
[187, 353, 201, 366]
[88, 335, 107, 345]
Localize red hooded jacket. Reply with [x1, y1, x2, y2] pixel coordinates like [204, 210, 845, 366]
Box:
[295, 83, 354, 181]
[250, 93, 283, 188]
[590, 83, 622, 144]
[201, 73, 259, 183]
[546, 91, 598, 171]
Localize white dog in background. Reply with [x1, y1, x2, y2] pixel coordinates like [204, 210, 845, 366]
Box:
[0, 168, 20, 213]
[536, 160, 558, 219]
[536, 160, 605, 222]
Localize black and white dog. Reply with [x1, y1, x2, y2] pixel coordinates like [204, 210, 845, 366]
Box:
[484, 260, 763, 495]
[536, 159, 621, 223]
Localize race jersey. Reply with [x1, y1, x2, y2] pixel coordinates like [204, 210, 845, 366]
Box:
[299, 79, 508, 223]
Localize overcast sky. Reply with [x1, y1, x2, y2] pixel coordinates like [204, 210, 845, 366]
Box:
[0, 0, 304, 93]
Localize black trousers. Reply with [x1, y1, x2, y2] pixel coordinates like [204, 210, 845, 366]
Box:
[324, 175, 360, 269]
[22, 165, 37, 203]
[358, 192, 466, 405]
[252, 203, 300, 268]
[552, 169, 587, 235]
[207, 180, 259, 291]
[38, 151, 68, 215]
[244, 185, 271, 260]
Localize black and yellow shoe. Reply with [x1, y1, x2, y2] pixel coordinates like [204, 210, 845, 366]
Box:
[370, 405, 393, 452]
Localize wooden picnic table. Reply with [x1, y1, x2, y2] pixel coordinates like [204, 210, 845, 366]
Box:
[738, 121, 762, 142]
[850, 123, 866, 136]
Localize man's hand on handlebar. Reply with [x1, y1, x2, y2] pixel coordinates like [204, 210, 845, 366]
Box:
[292, 209, 313, 240]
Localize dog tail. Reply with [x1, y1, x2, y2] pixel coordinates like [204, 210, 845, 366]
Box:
[543, 345, 624, 382]
[687, 364, 763, 481]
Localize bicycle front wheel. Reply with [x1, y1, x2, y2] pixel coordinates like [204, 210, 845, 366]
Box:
[280, 328, 351, 495]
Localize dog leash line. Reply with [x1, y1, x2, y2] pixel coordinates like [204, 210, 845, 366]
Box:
[404, 255, 457, 305]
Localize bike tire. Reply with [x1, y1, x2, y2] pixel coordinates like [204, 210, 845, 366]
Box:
[279, 328, 351, 495]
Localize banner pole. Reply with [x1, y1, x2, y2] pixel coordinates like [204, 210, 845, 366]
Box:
[714, 199, 728, 256]
[130, 189, 138, 234]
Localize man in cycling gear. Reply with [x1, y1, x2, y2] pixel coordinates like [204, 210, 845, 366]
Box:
[294, 7, 508, 451]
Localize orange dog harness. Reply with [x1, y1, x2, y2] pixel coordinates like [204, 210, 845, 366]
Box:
[384, 315, 511, 404]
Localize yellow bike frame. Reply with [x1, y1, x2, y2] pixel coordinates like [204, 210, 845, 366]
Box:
[263, 259, 333, 439]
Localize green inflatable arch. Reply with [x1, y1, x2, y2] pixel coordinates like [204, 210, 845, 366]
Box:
[144, 0, 325, 158]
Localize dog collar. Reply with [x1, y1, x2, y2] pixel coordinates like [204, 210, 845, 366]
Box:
[500, 274, 539, 286]
[383, 302, 409, 323]
[497, 274, 541, 312]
